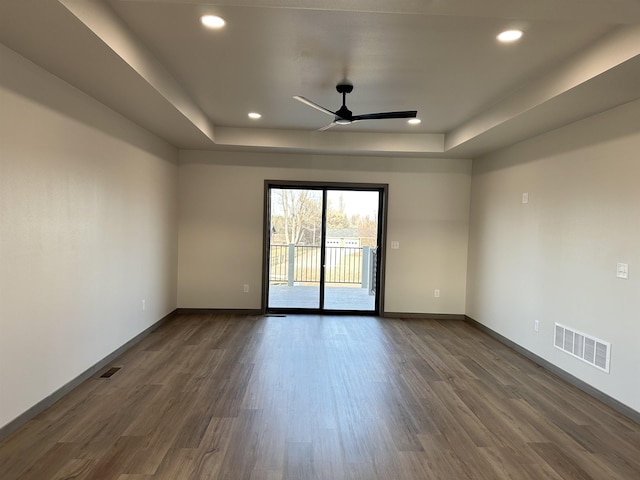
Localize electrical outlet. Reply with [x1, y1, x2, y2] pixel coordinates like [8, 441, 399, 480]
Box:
[243, 284, 250, 293]
[434, 289, 440, 298]
[534, 319, 539, 332]
[142, 299, 146, 311]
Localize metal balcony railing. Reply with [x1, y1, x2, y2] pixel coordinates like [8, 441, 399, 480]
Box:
[269, 244, 376, 287]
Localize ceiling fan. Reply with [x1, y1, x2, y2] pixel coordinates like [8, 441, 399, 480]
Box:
[294, 83, 417, 131]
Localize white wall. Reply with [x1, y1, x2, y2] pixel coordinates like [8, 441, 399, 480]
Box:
[0, 45, 179, 429]
[177, 151, 472, 314]
[467, 99, 640, 414]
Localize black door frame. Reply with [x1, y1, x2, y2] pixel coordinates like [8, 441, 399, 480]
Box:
[262, 180, 388, 315]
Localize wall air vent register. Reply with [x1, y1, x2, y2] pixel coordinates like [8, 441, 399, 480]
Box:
[554, 323, 611, 373]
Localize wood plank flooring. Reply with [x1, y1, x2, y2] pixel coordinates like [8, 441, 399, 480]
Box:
[1, 313, 639, 479]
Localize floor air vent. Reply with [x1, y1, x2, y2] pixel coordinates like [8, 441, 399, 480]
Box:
[100, 367, 121, 378]
[554, 323, 610, 373]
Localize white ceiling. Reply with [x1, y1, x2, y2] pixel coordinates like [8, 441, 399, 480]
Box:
[2, 0, 640, 157]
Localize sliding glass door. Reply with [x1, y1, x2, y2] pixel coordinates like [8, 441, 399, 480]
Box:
[267, 187, 323, 309]
[322, 189, 379, 311]
[265, 182, 385, 314]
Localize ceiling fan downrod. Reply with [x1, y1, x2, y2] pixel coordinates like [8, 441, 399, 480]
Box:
[335, 83, 353, 123]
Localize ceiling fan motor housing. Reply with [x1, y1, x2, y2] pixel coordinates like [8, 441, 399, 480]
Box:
[335, 105, 353, 123]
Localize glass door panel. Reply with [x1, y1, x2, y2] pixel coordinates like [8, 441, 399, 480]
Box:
[323, 190, 380, 312]
[267, 187, 323, 309]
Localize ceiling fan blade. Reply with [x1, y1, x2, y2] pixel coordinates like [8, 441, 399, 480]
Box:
[293, 96, 336, 117]
[317, 122, 337, 131]
[351, 110, 417, 121]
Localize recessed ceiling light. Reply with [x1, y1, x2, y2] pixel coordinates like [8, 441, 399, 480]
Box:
[248, 112, 262, 119]
[497, 30, 523, 42]
[201, 15, 225, 29]
[408, 118, 421, 125]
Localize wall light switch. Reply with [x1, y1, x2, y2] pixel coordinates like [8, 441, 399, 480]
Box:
[522, 192, 529, 204]
[616, 263, 629, 279]
[391, 241, 400, 250]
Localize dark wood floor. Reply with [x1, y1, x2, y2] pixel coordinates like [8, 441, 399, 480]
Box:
[1, 314, 639, 479]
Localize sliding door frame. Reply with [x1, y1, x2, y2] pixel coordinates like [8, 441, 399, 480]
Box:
[261, 180, 389, 315]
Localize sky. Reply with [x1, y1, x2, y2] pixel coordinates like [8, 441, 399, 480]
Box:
[270, 188, 380, 219]
[327, 190, 379, 218]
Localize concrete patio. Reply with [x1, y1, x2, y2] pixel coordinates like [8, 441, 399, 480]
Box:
[268, 284, 376, 311]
